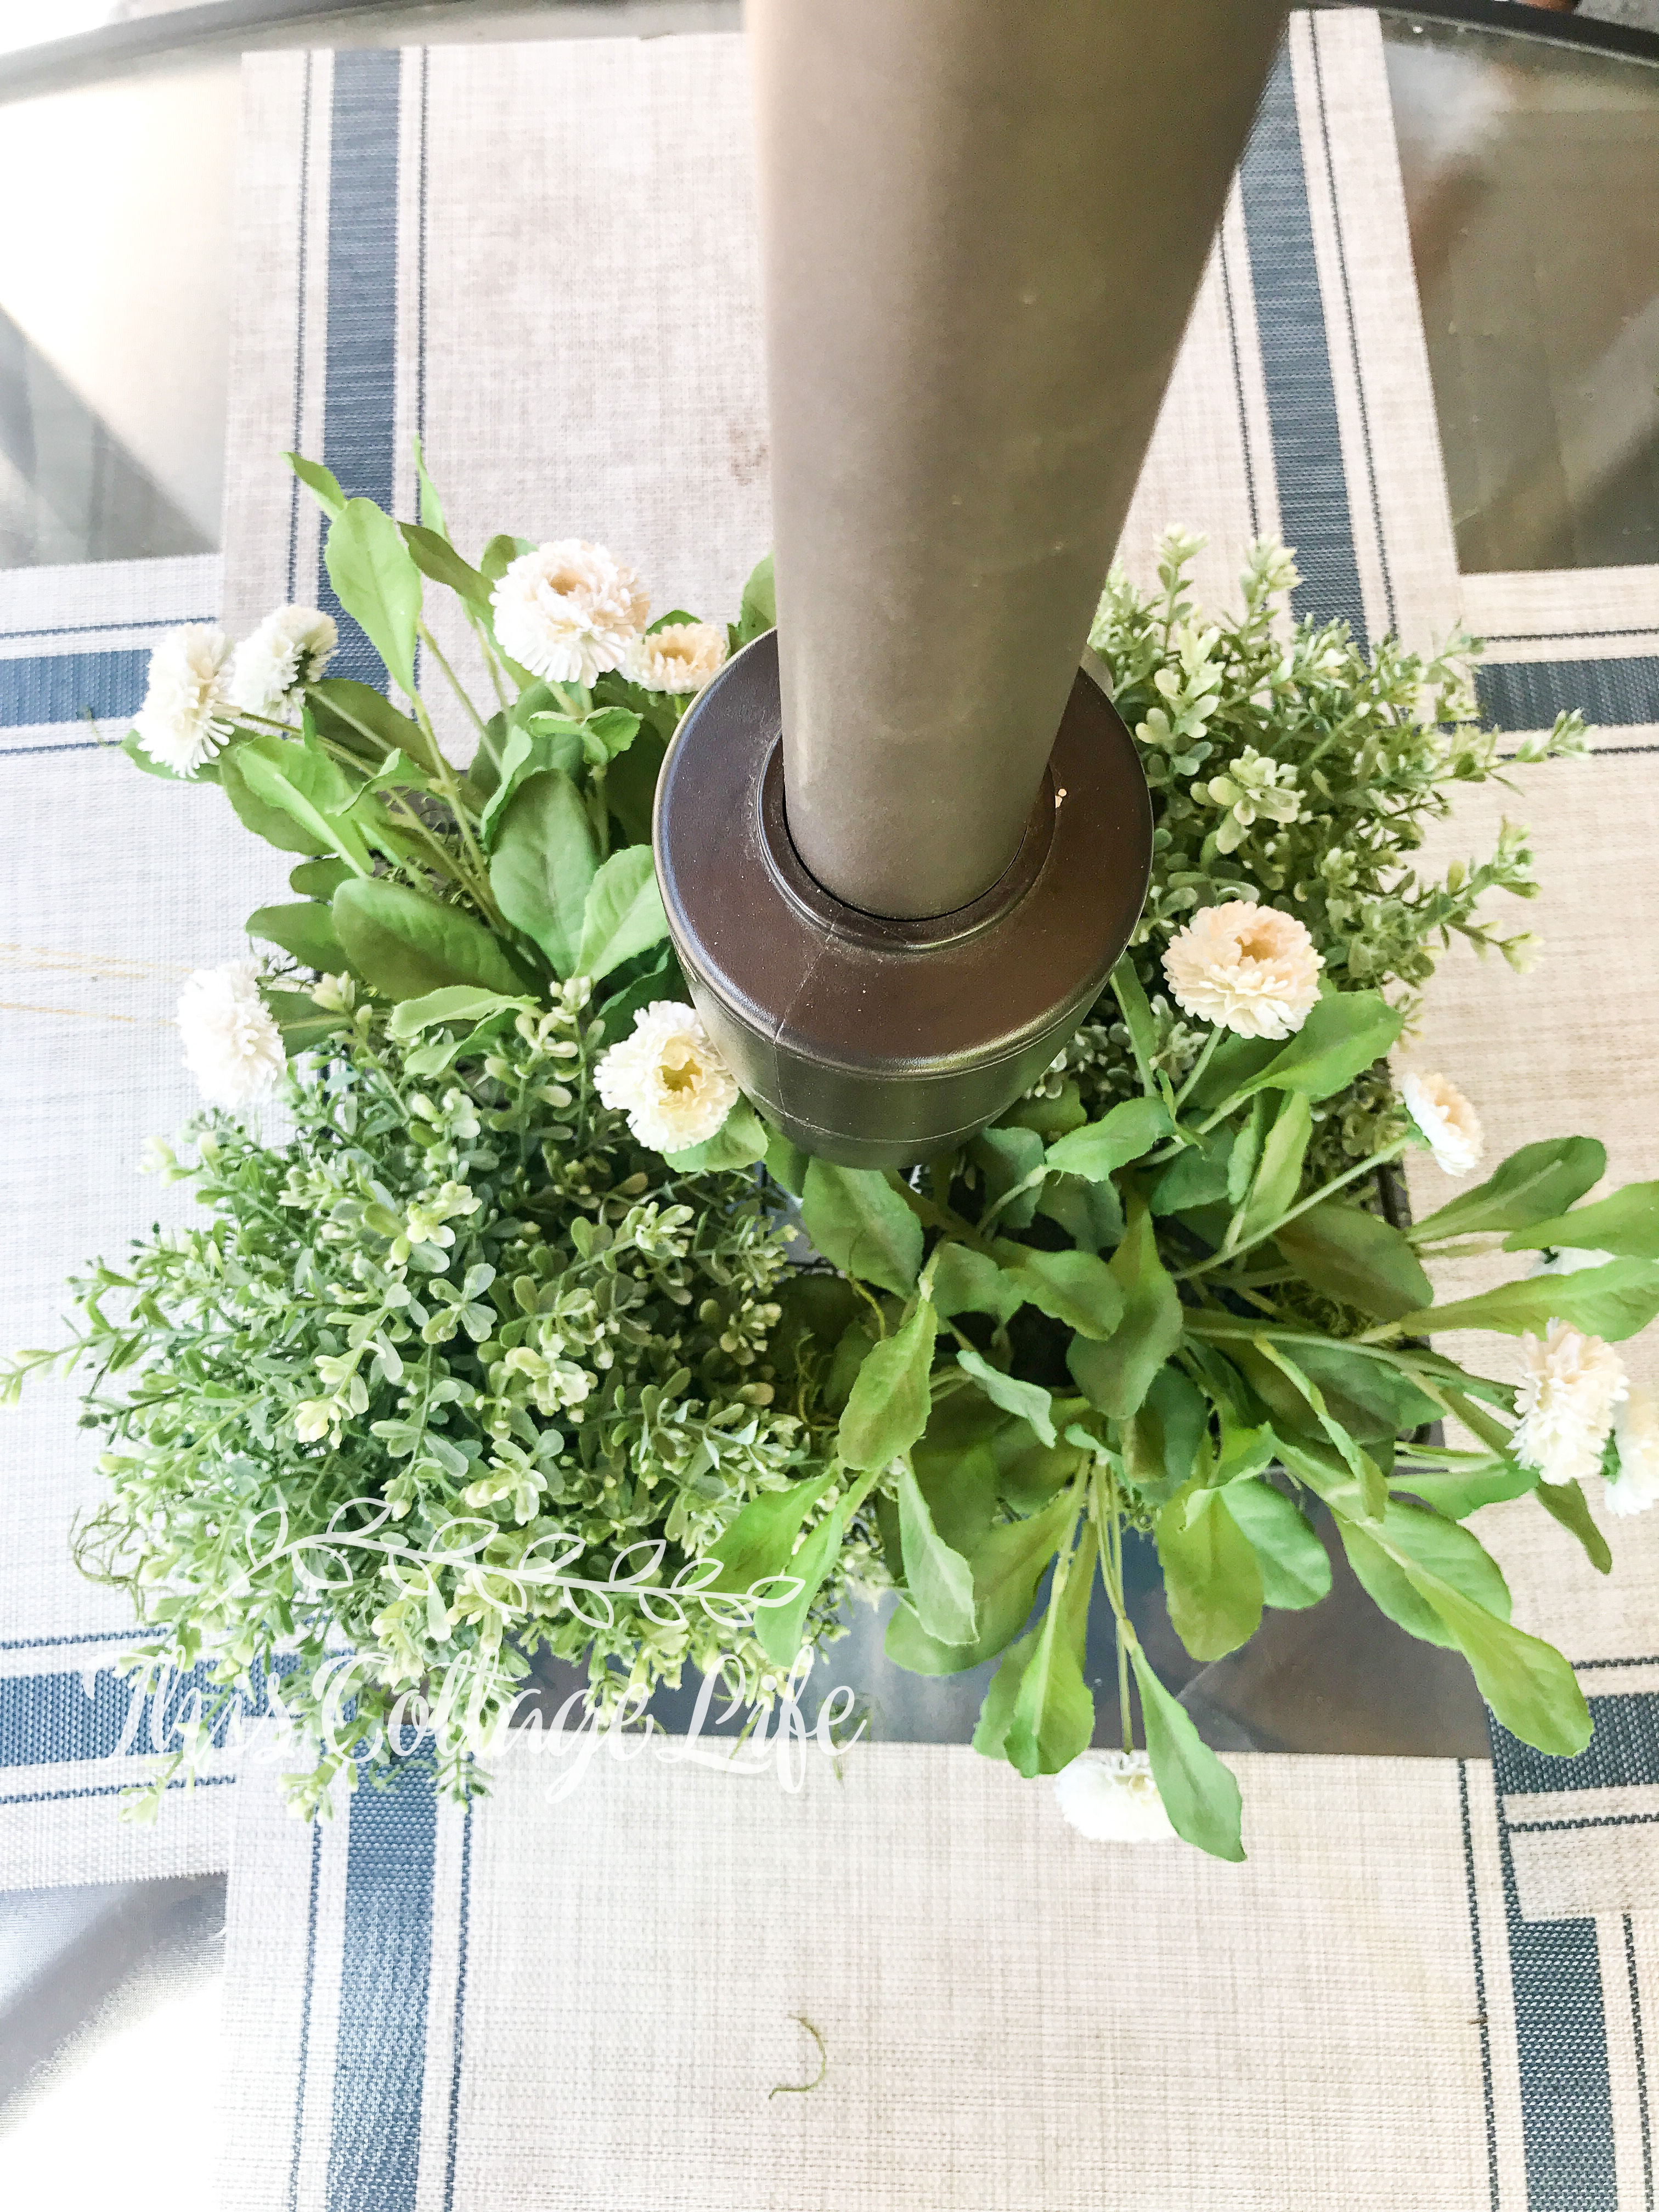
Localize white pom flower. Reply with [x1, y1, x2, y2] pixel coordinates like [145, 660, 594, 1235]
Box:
[1052, 1750, 1176, 1843]
[1607, 1387, 1659, 1518]
[627, 620, 729, 696]
[1402, 1070, 1485, 1178]
[176, 958, 286, 1109]
[490, 540, 649, 686]
[229, 605, 337, 721]
[1511, 1320, 1627, 1489]
[594, 1001, 738, 1155]
[133, 624, 236, 776]
[1161, 900, 1323, 1040]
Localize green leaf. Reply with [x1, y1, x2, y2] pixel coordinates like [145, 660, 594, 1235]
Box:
[1392, 1554, 1591, 1755]
[1233, 990, 1405, 1106]
[1276, 1200, 1434, 1321]
[1108, 955, 1161, 1096]
[332, 877, 526, 1001]
[574, 706, 642, 767]
[704, 1469, 838, 1594]
[1536, 1476, 1613, 1574]
[931, 1243, 1023, 1325]
[1223, 1479, 1330, 1610]
[1409, 1137, 1606, 1245]
[575, 845, 668, 983]
[838, 1302, 938, 1471]
[1393, 1259, 1659, 1344]
[1066, 1196, 1184, 1420]
[387, 986, 518, 1043]
[1214, 1413, 1278, 1487]
[591, 950, 677, 1051]
[262, 985, 346, 1056]
[307, 679, 439, 775]
[245, 901, 346, 973]
[761, 1122, 809, 1198]
[399, 521, 492, 616]
[955, 1347, 1057, 1448]
[1250, 1337, 1386, 1520]
[290, 857, 351, 899]
[896, 1455, 978, 1646]
[884, 1489, 1073, 1673]
[801, 1163, 922, 1299]
[972, 1126, 1045, 1229]
[1003, 1524, 1097, 1776]
[479, 532, 535, 584]
[663, 1097, 769, 1174]
[1128, 1641, 1244, 1861]
[1505, 1180, 1659, 1261]
[1152, 1134, 1232, 1217]
[735, 551, 776, 645]
[1036, 1171, 1125, 1254]
[1125, 1364, 1210, 1504]
[1045, 1095, 1172, 1183]
[1188, 1032, 1280, 1117]
[324, 498, 422, 696]
[217, 742, 324, 856]
[756, 1505, 846, 1667]
[972, 1626, 1041, 1760]
[1231, 1091, 1312, 1246]
[998, 1248, 1124, 1342]
[1227, 1093, 1269, 1206]
[1340, 1501, 1512, 1649]
[1234, 1338, 1438, 1445]
[488, 770, 596, 977]
[122, 730, 211, 781]
[285, 450, 345, 520]
[232, 737, 373, 874]
[603, 726, 668, 847]
[1390, 1463, 1537, 1519]
[1156, 1484, 1263, 1660]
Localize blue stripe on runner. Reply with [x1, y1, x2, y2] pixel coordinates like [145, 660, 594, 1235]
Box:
[328, 1761, 438, 2212]
[319, 47, 402, 686]
[443, 1801, 473, 2212]
[287, 1821, 324, 2212]
[0, 1658, 286, 1769]
[1494, 1695, 1659, 1798]
[1236, 44, 1367, 640]
[0, 646, 147, 729]
[1477, 657, 1659, 735]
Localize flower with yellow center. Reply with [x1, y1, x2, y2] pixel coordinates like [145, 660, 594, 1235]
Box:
[1161, 899, 1323, 1040]
[594, 1001, 738, 1154]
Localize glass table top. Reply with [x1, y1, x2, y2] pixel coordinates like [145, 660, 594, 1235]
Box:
[2, 5, 1654, 2199]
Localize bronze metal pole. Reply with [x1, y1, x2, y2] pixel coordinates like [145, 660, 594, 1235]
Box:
[751, 0, 1289, 919]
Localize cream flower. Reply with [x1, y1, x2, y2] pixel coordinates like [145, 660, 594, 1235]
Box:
[133, 624, 236, 776]
[1511, 1320, 1627, 1489]
[1607, 1386, 1659, 1517]
[595, 1001, 738, 1154]
[627, 620, 728, 696]
[490, 540, 649, 686]
[177, 958, 286, 1109]
[1052, 1750, 1176, 1843]
[229, 605, 338, 720]
[1402, 1070, 1485, 1178]
[1162, 900, 1323, 1040]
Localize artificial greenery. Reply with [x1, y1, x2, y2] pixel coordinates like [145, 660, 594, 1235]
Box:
[15, 454, 1656, 1858]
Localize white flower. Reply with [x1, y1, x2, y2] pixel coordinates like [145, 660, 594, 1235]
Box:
[627, 620, 728, 696]
[594, 1001, 738, 1154]
[1162, 900, 1323, 1040]
[1402, 1070, 1485, 1178]
[490, 540, 649, 686]
[176, 958, 286, 1109]
[133, 624, 236, 776]
[1511, 1321, 1627, 1489]
[229, 605, 337, 720]
[1607, 1387, 1659, 1517]
[1052, 1750, 1176, 1843]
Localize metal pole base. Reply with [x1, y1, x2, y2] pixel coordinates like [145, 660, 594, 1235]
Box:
[653, 633, 1153, 1169]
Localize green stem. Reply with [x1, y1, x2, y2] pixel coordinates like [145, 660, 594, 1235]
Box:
[1093, 1464, 1135, 1753]
[405, 693, 501, 923]
[978, 1165, 1048, 1234]
[417, 621, 490, 745]
[467, 612, 513, 713]
[1176, 1135, 1412, 1280]
[888, 1178, 997, 1259]
[1173, 1025, 1222, 1109]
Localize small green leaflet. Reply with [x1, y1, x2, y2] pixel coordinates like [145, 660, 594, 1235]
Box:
[955, 1346, 1057, 1448]
[756, 1506, 845, 1667]
[800, 1163, 922, 1299]
[998, 1248, 1124, 1341]
[1232, 990, 1404, 1106]
[575, 846, 669, 983]
[387, 986, 519, 1043]
[704, 1468, 838, 1594]
[836, 1302, 938, 1472]
[286, 450, 345, 520]
[896, 1458, 978, 1646]
[1045, 1094, 1171, 1183]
